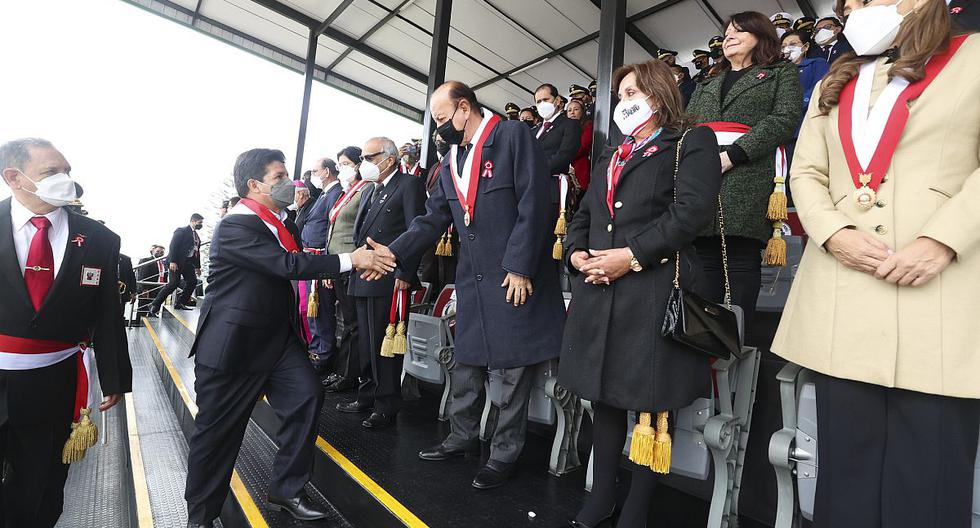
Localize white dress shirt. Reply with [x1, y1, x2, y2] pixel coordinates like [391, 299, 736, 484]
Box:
[11, 198, 69, 278]
[227, 202, 352, 272]
[450, 110, 494, 197]
[536, 109, 561, 139]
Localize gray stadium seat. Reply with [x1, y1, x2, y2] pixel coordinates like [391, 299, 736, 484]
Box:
[403, 285, 456, 421]
[756, 235, 804, 313]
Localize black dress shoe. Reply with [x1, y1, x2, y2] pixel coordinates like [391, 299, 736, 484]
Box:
[186, 521, 212, 528]
[174, 304, 192, 310]
[325, 377, 357, 393]
[419, 442, 479, 461]
[336, 400, 373, 413]
[562, 506, 616, 528]
[472, 459, 515, 490]
[362, 412, 394, 429]
[322, 373, 343, 385]
[267, 492, 329, 521]
[147, 306, 160, 317]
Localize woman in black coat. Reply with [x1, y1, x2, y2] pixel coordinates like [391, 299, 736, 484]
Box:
[559, 60, 722, 528]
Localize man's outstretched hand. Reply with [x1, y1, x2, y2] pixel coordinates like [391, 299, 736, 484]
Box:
[355, 237, 398, 281]
[351, 237, 396, 279]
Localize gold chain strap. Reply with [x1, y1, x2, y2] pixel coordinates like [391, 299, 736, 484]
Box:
[671, 129, 733, 309]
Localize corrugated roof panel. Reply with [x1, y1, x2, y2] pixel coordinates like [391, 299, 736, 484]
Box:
[169, 0, 199, 10]
[705, 0, 802, 20]
[446, 0, 551, 67]
[202, 0, 311, 58]
[634, 0, 724, 62]
[277, 0, 350, 21]
[335, 50, 428, 106]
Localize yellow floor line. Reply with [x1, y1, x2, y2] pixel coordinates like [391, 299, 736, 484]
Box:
[125, 395, 155, 528]
[142, 317, 268, 528]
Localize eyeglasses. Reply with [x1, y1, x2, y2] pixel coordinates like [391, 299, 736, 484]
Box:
[360, 151, 385, 162]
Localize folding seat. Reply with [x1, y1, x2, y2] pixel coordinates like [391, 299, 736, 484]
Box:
[404, 285, 456, 420]
[757, 236, 804, 313]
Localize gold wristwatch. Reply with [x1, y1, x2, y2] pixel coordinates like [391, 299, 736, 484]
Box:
[629, 250, 643, 272]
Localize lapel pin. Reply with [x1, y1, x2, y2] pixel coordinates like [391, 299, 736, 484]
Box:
[951, 6, 963, 13]
[756, 71, 768, 80]
[642, 145, 660, 157]
[71, 234, 87, 247]
[482, 160, 494, 178]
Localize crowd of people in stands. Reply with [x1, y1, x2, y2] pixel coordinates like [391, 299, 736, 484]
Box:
[10, 0, 974, 526]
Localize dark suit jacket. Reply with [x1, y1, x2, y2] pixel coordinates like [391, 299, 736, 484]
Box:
[349, 172, 427, 298]
[0, 198, 132, 425]
[190, 213, 346, 373]
[136, 256, 166, 290]
[951, 0, 980, 31]
[388, 120, 565, 369]
[533, 113, 582, 176]
[301, 182, 343, 249]
[119, 254, 137, 303]
[166, 225, 201, 269]
[810, 36, 853, 65]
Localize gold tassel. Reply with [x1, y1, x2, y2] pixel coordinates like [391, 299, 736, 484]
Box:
[62, 408, 98, 464]
[650, 411, 672, 474]
[380, 323, 396, 358]
[393, 321, 408, 355]
[307, 286, 319, 318]
[766, 176, 788, 221]
[435, 235, 446, 257]
[554, 209, 567, 237]
[444, 235, 453, 257]
[765, 224, 788, 267]
[552, 236, 563, 261]
[628, 412, 656, 467]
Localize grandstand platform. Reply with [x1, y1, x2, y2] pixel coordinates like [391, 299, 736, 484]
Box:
[57, 300, 778, 528]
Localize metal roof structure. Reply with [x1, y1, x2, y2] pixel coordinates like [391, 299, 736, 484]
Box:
[124, 0, 838, 124]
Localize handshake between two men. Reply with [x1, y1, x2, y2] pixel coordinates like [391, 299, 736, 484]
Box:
[349, 237, 398, 280]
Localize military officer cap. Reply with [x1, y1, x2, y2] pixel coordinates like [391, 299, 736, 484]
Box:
[770, 12, 793, 29]
[505, 102, 521, 115]
[657, 49, 678, 61]
[569, 84, 588, 98]
[708, 35, 724, 50]
[521, 105, 539, 116]
[588, 79, 597, 95]
[692, 49, 710, 61]
[794, 16, 815, 31]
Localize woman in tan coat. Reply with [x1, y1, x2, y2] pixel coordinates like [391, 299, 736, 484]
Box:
[773, 0, 980, 526]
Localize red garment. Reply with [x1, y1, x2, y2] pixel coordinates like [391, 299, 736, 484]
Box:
[25, 217, 54, 310]
[571, 120, 593, 191]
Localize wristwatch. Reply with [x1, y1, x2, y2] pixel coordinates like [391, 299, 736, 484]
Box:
[629, 250, 643, 272]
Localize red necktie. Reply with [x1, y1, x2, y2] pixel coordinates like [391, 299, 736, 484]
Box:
[25, 216, 54, 311]
[543, 121, 552, 132]
[157, 260, 165, 282]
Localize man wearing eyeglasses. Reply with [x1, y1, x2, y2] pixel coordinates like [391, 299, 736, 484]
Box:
[302, 158, 343, 377]
[336, 137, 427, 430]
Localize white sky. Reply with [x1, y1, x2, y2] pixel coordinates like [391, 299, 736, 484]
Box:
[0, 0, 422, 258]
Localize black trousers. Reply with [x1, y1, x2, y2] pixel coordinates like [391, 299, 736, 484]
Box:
[814, 374, 980, 528]
[694, 235, 763, 331]
[333, 274, 358, 380]
[152, 263, 196, 308]
[184, 341, 323, 524]
[353, 295, 402, 415]
[307, 280, 337, 367]
[0, 420, 71, 528]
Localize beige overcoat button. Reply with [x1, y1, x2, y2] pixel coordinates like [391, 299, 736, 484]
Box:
[875, 225, 888, 235]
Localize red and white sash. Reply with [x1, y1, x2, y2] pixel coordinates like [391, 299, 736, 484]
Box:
[0, 335, 96, 422]
[449, 114, 501, 226]
[837, 35, 967, 208]
[329, 180, 369, 224]
[703, 121, 788, 193]
[235, 198, 300, 253]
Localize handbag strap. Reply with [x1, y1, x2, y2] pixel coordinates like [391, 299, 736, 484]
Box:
[671, 129, 733, 309]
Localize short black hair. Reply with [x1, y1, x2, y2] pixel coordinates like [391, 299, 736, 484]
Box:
[535, 83, 558, 98]
[780, 29, 811, 45]
[816, 16, 842, 27]
[220, 200, 229, 208]
[442, 81, 482, 112]
[320, 158, 338, 175]
[190, 213, 204, 221]
[232, 148, 285, 198]
[337, 146, 362, 164]
[229, 196, 241, 207]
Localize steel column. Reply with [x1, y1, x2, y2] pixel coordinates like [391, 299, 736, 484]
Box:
[294, 28, 318, 179]
[419, 0, 452, 169]
[592, 0, 626, 162]
[796, 0, 818, 20]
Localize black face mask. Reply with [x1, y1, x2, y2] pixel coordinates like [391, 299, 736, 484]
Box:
[523, 120, 535, 128]
[436, 104, 465, 145]
[193, 223, 203, 230]
[436, 140, 451, 158]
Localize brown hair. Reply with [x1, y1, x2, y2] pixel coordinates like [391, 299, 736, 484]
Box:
[818, 0, 952, 114]
[612, 60, 692, 131]
[710, 11, 783, 76]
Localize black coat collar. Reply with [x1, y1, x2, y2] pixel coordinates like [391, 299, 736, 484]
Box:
[700, 63, 780, 110]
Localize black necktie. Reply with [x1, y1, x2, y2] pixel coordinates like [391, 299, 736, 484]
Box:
[455, 145, 469, 171]
[372, 183, 385, 207]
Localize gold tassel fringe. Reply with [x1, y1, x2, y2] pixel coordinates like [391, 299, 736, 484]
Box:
[650, 411, 672, 474]
[443, 236, 453, 257]
[62, 408, 98, 464]
[552, 236, 563, 261]
[765, 225, 787, 267]
[380, 323, 396, 357]
[554, 209, 567, 237]
[767, 177, 788, 221]
[393, 321, 408, 355]
[628, 412, 656, 467]
[307, 287, 319, 318]
[435, 235, 447, 257]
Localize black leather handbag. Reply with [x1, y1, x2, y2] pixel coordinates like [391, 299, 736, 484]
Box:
[660, 130, 742, 361]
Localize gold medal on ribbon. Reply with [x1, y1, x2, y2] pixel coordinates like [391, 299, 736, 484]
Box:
[464, 210, 471, 227]
[853, 173, 876, 211]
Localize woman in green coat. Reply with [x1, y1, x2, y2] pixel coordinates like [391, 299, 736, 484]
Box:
[686, 11, 802, 325]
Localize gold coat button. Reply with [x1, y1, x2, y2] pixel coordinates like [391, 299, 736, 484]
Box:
[660, 258, 669, 264]
[875, 225, 888, 235]
[607, 224, 612, 232]
[614, 201, 623, 209]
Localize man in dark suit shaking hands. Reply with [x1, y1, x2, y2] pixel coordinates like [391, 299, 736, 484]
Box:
[183, 148, 395, 527]
[148, 212, 204, 314]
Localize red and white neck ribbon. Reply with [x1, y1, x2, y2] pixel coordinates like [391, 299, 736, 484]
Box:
[237, 198, 300, 253]
[557, 174, 569, 214]
[450, 113, 501, 226]
[329, 180, 369, 223]
[703, 121, 788, 195]
[605, 130, 661, 217]
[157, 260, 166, 282]
[837, 35, 967, 197]
[0, 335, 96, 422]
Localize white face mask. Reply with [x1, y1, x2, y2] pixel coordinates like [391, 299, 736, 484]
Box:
[775, 27, 788, 38]
[310, 173, 325, 189]
[783, 45, 805, 62]
[359, 160, 381, 182]
[287, 203, 299, 211]
[338, 165, 357, 189]
[814, 27, 837, 46]
[843, 0, 909, 56]
[612, 96, 656, 137]
[17, 170, 78, 207]
[536, 101, 556, 119]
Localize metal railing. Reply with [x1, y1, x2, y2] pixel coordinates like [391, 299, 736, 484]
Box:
[123, 241, 209, 326]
